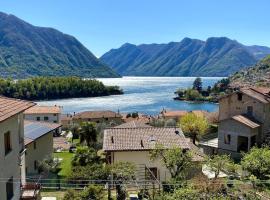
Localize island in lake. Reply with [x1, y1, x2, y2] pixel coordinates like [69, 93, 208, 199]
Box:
[0, 76, 123, 100]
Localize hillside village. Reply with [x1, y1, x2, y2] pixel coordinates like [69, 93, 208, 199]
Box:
[1, 82, 270, 199]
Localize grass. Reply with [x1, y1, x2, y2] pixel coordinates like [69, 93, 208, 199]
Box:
[54, 151, 74, 177]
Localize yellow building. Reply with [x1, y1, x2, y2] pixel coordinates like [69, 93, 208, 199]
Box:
[103, 127, 203, 182]
[24, 120, 61, 175]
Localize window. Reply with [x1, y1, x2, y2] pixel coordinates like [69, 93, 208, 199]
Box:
[34, 160, 38, 170]
[53, 114, 57, 116]
[44, 116, 49, 121]
[53, 120, 57, 123]
[149, 168, 158, 179]
[224, 134, 231, 144]
[4, 132, 12, 155]
[34, 141, 37, 149]
[247, 106, 253, 116]
[6, 177, 14, 200]
[36, 117, 40, 121]
[237, 93, 242, 101]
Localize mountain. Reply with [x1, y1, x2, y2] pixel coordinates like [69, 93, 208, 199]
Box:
[230, 55, 270, 88]
[0, 12, 120, 78]
[101, 37, 270, 77]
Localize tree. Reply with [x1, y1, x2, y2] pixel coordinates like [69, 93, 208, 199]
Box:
[72, 146, 102, 166]
[80, 185, 106, 200]
[110, 162, 136, 200]
[185, 89, 202, 101]
[79, 122, 98, 147]
[193, 77, 203, 92]
[206, 155, 237, 179]
[241, 146, 270, 180]
[37, 156, 60, 174]
[160, 186, 200, 200]
[179, 113, 209, 144]
[150, 144, 192, 180]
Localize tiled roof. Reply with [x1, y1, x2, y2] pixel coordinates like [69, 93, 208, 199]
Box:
[240, 88, 270, 104]
[104, 127, 189, 151]
[162, 110, 188, 117]
[0, 96, 35, 122]
[103, 127, 204, 161]
[114, 120, 152, 128]
[73, 110, 122, 119]
[232, 115, 260, 128]
[61, 114, 73, 121]
[24, 105, 61, 114]
[24, 120, 61, 146]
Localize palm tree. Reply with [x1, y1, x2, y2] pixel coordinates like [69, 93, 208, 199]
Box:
[79, 122, 98, 147]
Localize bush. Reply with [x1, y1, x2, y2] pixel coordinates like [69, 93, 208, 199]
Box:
[185, 89, 202, 101]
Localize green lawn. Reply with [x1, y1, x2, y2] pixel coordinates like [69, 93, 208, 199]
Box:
[54, 151, 74, 177]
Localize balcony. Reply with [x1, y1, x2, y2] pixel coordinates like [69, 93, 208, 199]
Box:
[21, 183, 41, 200]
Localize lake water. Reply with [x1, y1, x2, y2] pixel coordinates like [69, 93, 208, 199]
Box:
[38, 76, 222, 115]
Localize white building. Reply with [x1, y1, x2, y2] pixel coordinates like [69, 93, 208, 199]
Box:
[24, 105, 62, 134]
[0, 96, 35, 200]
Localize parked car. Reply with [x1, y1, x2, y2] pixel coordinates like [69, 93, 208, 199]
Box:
[129, 194, 139, 200]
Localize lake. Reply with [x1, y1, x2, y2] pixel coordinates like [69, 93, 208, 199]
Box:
[38, 76, 222, 115]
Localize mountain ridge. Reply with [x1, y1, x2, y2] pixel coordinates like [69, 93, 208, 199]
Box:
[0, 11, 120, 78]
[101, 37, 270, 77]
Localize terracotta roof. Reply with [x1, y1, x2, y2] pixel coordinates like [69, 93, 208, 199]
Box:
[73, 110, 122, 119]
[61, 114, 73, 121]
[0, 96, 35, 122]
[162, 110, 188, 117]
[115, 120, 152, 128]
[232, 115, 260, 128]
[24, 105, 61, 114]
[24, 120, 61, 146]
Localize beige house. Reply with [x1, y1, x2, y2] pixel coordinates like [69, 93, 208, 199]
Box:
[0, 96, 35, 200]
[160, 110, 188, 121]
[24, 120, 61, 175]
[61, 114, 74, 129]
[103, 127, 203, 182]
[216, 87, 270, 157]
[24, 105, 62, 134]
[73, 110, 123, 125]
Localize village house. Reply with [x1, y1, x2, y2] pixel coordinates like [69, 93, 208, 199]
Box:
[24, 120, 61, 175]
[103, 127, 203, 182]
[201, 87, 270, 158]
[24, 105, 62, 135]
[73, 110, 123, 125]
[61, 113, 74, 129]
[0, 96, 35, 200]
[160, 110, 188, 121]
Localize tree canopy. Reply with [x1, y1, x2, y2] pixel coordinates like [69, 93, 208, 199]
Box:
[179, 113, 209, 144]
[150, 144, 192, 180]
[0, 76, 122, 100]
[241, 146, 270, 180]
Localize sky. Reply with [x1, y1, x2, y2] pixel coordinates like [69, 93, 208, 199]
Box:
[0, 0, 269, 57]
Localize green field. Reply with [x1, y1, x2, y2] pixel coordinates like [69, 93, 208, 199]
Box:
[54, 151, 74, 177]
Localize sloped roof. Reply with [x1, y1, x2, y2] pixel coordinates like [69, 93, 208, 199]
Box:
[103, 127, 191, 151]
[24, 120, 61, 145]
[103, 127, 203, 161]
[0, 96, 35, 122]
[24, 105, 61, 114]
[162, 110, 188, 117]
[114, 120, 152, 128]
[73, 110, 122, 119]
[231, 115, 260, 128]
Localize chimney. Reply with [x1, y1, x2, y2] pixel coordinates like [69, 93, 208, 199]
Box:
[111, 136, 114, 143]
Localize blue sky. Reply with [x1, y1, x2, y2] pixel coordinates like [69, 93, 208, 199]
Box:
[0, 0, 269, 57]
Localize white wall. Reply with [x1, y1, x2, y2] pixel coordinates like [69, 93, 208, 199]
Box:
[0, 114, 23, 200]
